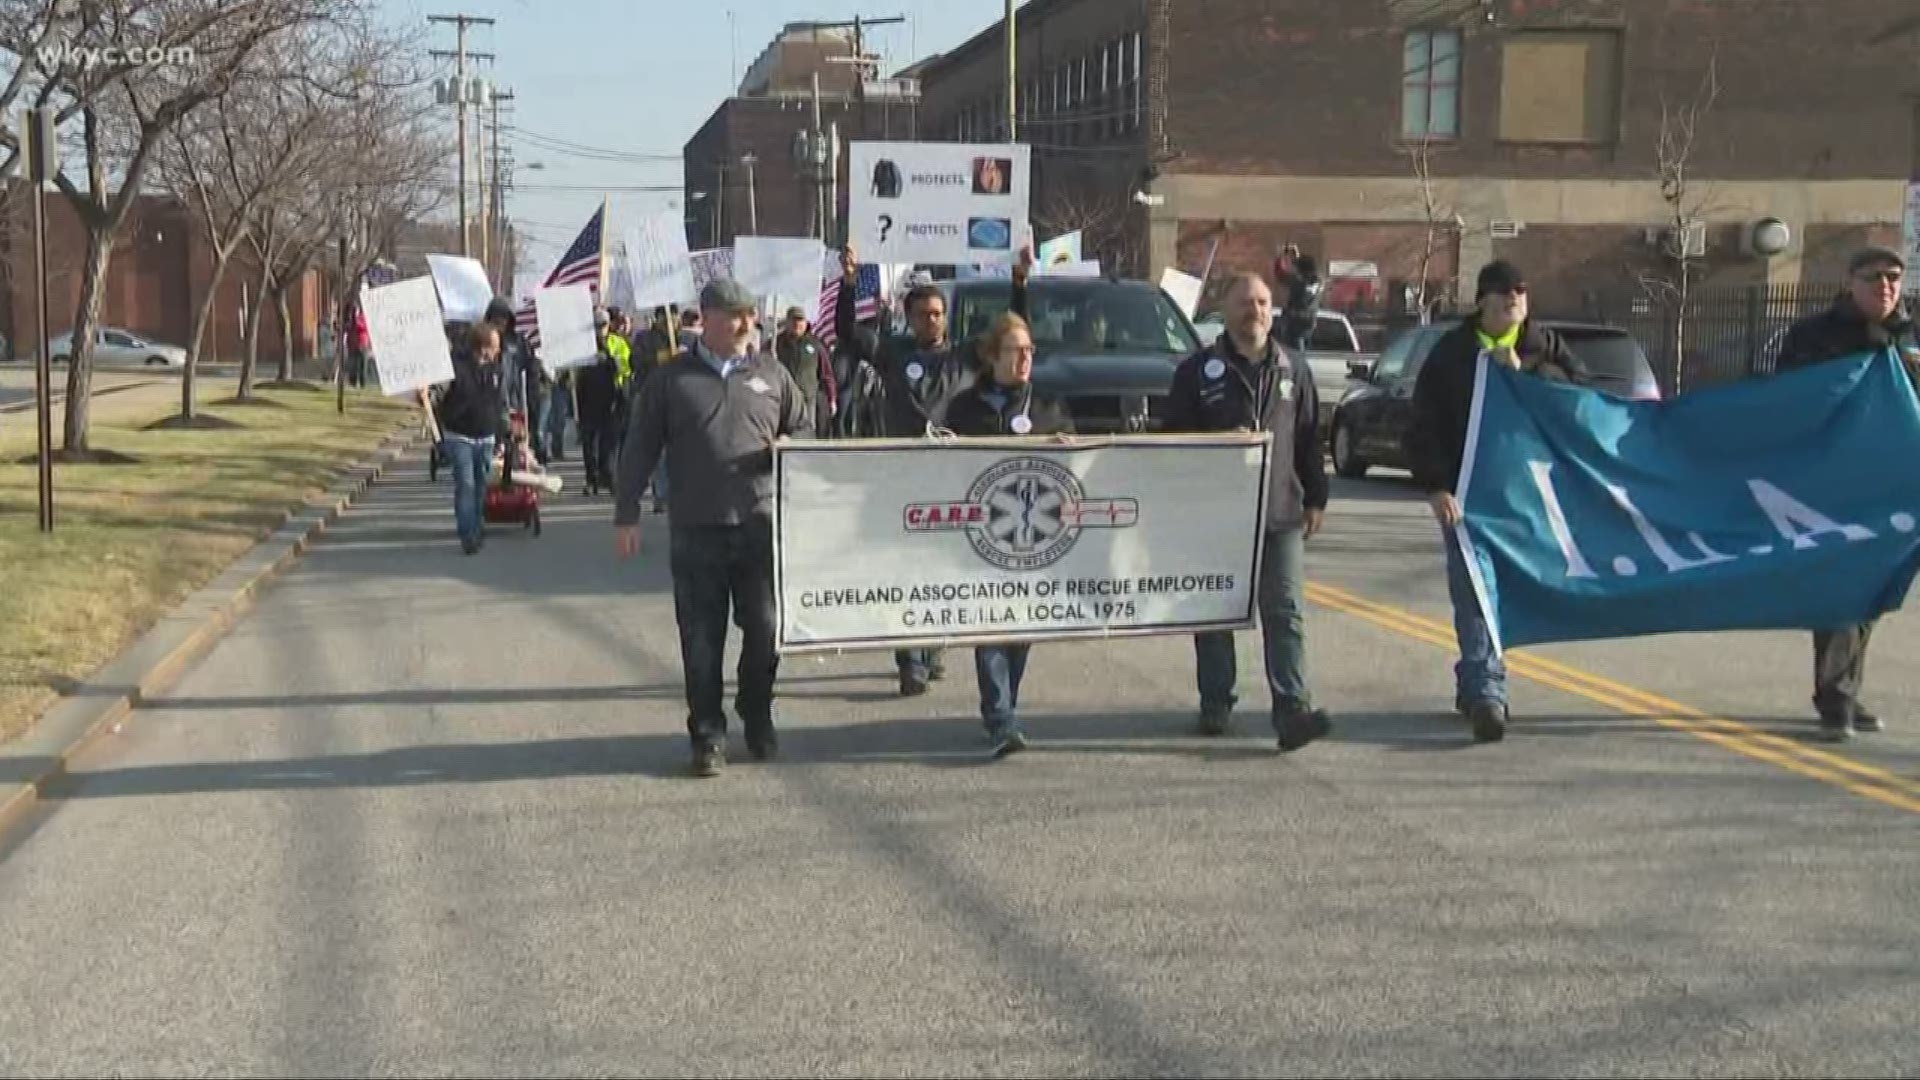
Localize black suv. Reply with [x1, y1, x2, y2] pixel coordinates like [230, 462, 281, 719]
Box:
[1329, 319, 1661, 479]
[937, 276, 1201, 433]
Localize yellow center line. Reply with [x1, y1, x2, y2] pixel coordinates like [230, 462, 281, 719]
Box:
[1304, 581, 1920, 816]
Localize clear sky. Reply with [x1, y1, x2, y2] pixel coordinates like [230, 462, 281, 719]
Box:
[378, 0, 1023, 290]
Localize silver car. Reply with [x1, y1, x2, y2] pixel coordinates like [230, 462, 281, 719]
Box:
[47, 327, 187, 367]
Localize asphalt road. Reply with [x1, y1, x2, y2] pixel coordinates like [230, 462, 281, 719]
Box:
[0, 449, 1915, 1076]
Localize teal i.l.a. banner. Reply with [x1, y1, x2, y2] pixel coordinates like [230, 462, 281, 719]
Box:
[1457, 349, 1920, 650]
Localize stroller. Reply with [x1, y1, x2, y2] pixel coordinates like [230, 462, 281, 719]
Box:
[482, 411, 547, 537]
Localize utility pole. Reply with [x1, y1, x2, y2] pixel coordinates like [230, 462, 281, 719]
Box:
[489, 88, 514, 288]
[799, 14, 903, 244]
[429, 14, 495, 258]
[1005, 0, 1017, 140]
[23, 108, 56, 531]
[740, 152, 758, 235]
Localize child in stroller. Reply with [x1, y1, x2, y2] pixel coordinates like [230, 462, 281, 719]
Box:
[483, 411, 550, 536]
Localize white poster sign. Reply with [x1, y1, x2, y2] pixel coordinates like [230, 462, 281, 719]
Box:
[425, 254, 494, 322]
[849, 141, 1031, 267]
[1903, 182, 1920, 280]
[774, 435, 1272, 651]
[626, 210, 698, 311]
[360, 276, 455, 397]
[1041, 260, 1103, 279]
[733, 236, 828, 321]
[534, 282, 598, 373]
[689, 248, 734, 293]
[606, 237, 634, 310]
[1159, 268, 1204, 319]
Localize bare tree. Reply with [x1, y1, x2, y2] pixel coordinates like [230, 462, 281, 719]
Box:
[153, 46, 337, 421]
[5, 0, 355, 456]
[1034, 182, 1141, 275]
[1639, 54, 1721, 394]
[1402, 135, 1458, 323]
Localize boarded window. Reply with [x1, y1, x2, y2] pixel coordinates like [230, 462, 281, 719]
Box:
[1498, 30, 1622, 143]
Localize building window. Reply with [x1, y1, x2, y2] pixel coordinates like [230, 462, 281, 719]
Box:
[1400, 29, 1460, 139]
[1497, 29, 1622, 144]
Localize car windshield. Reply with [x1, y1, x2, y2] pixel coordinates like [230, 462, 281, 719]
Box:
[952, 282, 1200, 356]
[1555, 328, 1647, 386]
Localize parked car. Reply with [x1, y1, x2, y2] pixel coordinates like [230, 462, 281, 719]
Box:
[937, 276, 1202, 433]
[1329, 319, 1661, 480]
[46, 327, 187, 368]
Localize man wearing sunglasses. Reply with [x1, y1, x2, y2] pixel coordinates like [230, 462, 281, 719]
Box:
[1408, 260, 1587, 743]
[1773, 246, 1919, 742]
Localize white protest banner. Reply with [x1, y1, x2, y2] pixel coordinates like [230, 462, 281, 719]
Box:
[774, 435, 1271, 651]
[534, 282, 598, 373]
[733, 236, 828, 321]
[606, 237, 635, 309]
[425, 254, 494, 322]
[1159, 268, 1204, 319]
[1037, 230, 1081, 269]
[360, 276, 454, 397]
[849, 141, 1031, 267]
[689, 247, 733, 293]
[626, 210, 697, 310]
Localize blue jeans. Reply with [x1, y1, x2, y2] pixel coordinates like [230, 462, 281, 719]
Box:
[1443, 528, 1507, 707]
[897, 647, 944, 683]
[440, 435, 494, 545]
[1194, 525, 1307, 717]
[975, 645, 1031, 734]
[545, 382, 572, 458]
[527, 386, 551, 462]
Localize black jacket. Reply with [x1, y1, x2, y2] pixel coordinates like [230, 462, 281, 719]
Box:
[941, 375, 1075, 437]
[574, 348, 623, 426]
[775, 330, 831, 401]
[839, 276, 1029, 437]
[436, 352, 503, 440]
[1163, 334, 1327, 530]
[1775, 296, 1918, 375]
[1408, 317, 1587, 494]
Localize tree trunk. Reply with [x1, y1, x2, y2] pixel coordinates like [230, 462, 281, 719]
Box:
[238, 253, 271, 399]
[61, 231, 113, 452]
[275, 281, 295, 382]
[183, 241, 241, 419]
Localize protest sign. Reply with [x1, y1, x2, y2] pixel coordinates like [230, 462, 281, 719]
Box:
[360, 276, 454, 397]
[625, 210, 697, 310]
[425, 254, 493, 322]
[1159, 268, 1204, 319]
[848, 141, 1031, 267]
[733, 236, 829, 321]
[1458, 349, 1920, 650]
[774, 434, 1271, 651]
[689, 248, 734, 293]
[534, 282, 598, 373]
[1037, 230, 1081, 268]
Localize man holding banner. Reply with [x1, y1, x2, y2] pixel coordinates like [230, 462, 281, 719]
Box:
[837, 241, 1034, 697]
[1163, 273, 1334, 752]
[1409, 261, 1585, 743]
[1772, 246, 1919, 741]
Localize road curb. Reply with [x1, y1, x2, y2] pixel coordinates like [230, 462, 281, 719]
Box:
[0, 421, 425, 843]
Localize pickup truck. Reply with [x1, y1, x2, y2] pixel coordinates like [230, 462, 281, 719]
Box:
[1192, 309, 1377, 426]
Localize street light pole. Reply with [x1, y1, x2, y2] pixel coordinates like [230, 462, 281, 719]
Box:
[1005, 0, 1017, 140]
[25, 107, 56, 531]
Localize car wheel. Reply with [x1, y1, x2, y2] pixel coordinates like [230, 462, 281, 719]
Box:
[145, 355, 170, 366]
[1332, 421, 1369, 479]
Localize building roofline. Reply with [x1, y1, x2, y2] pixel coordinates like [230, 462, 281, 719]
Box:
[919, 0, 1076, 82]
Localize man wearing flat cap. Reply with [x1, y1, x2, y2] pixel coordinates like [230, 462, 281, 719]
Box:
[1773, 245, 1919, 743]
[615, 278, 812, 777]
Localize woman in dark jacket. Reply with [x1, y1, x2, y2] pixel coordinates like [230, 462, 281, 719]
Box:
[943, 311, 1075, 757]
[425, 322, 505, 554]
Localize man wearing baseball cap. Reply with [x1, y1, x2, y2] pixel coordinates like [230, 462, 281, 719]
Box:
[1772, 245, 1918, 742]
[615, 278, 812, 777]
[1408, 260, 1587, 743]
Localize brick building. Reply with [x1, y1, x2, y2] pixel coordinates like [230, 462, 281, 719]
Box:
[916, 0, 1920, 308]
[684, 23, 922, 248]
[0, 182, 327, 362]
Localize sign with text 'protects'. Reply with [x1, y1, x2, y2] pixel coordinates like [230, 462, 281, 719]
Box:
[360, 275, 454, 397]
[848, 141, 1030, 268]
[774, 435, 1272, 651]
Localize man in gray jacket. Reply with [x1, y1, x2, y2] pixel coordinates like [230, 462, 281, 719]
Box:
[615, 279, 812, 777]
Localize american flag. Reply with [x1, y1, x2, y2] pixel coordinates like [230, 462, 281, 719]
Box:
[514, 206, 605, 349]
[816, 263, 881, 351]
